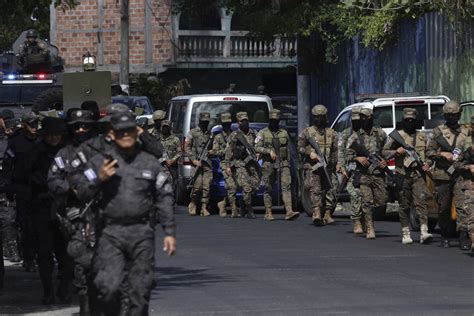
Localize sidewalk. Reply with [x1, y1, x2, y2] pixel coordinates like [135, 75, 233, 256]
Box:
[0, 260, 78, 315]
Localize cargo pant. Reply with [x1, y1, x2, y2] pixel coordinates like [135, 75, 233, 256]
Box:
[434, 180, 457, 238]
[262, 161, 292, 209]
[454, 176, 473, 232]
[190, 164, 213, 204]
[15, 187, 36, 266]
[398, 174, 429, 228]
[360, 174, 387, 217]
[304, 169, 335, 213]
[347, 178, 362, 220]
[92, 223, 154, 316]
[221, 164, 237, 206]
[234, 164, 260, 207]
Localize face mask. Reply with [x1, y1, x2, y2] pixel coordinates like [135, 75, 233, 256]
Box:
[352, 120, 361, 131]
[444, 114, 460, 129]
[312, 116, 327, 128]
[199, 121, 209, 132]
[222, 123, 231, 132]
[402, 119, 416, 133]
[239, 120, 249, 132]
[360, 117, 373, 131]
[269, 119, 279, 131]
[74, 129, 94, 144]
[161, 126, 171, 136]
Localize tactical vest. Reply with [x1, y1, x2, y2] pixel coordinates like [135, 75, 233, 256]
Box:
[260, 128, 289, 161]
[394, 130, 426, 175]
[305, 126, 335, 162]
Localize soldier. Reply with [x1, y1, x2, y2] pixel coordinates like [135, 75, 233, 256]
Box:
[3, 112, 40, 269]
[150, 110, 166, 139]
[298, 105, 338, 226]
[225, 112, 260, 219]
[255, 109, 299, 221]
[185, 112, 213, 216]
[30, 117, 74, 304]
[17, 29, 50, 70]
[212, 112, 237, 218]
[346, 108, 388, 239]
[383, 108, 433, 244]
[426, 100, 469, 248]
[74, 112, 176, 315]
[453, 114, 473, 250]
[160, 120, 182, 190]
[337, 106, 364, 234]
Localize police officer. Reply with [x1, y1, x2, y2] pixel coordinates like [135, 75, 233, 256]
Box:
[426, 100, 469, 248]
[185, 112, 213, 216]
[151, 110, 166, 139]
[383, 108, 433, 244]
[337, 107, 364, 234]
[17, 29, 50, 70]
[75, 112, 176, 315]
[212, 112, 238, 218]
[453, 114, 473, 250]
[225, 112, 260, 219]
[255, 109, 299, 221]
[298, 105, 338, 226]
[30, 117, 74, 304]
[346, 108, 388, 239]
[160, 120, 182, 190]
[3, 112, 40, 269]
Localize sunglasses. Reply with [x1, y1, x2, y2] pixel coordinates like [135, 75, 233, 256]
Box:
[115, 127, 136, 138]
[71, 123, 92, 131]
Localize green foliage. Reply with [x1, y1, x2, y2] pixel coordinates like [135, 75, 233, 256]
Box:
[129, 74, 191, 110]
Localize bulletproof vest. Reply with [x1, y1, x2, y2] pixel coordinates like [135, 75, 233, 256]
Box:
[233, 129, 256, 160]
[306, 126, 335, 161]
[261, 128, 289, 160]
[394, 130, 426, 174]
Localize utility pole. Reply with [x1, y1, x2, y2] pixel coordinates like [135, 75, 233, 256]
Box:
[120, 0, 129, 85]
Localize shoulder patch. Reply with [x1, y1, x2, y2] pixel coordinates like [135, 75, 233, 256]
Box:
[255, 133, 262, 144]
[155, 172, 168, 189]
[77, 151, 87, 164]
[51, 164, 58, 173]
[71, 158, 81, 168]
[141, 170, 153, 180]
[84, 168, 97, 182]
[54, 157, 65, 170]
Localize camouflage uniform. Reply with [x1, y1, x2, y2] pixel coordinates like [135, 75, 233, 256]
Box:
[255, 109, 299, 221]
[159, 120, 182, 189]
[185, 112, 213, 216]
[225, 112, 260, 218]
[150, 110, 166, 139]
[346, 108, 388, 239]
[337, 107, 363, 233]
[298, 105, 338, 226]
[426, 101, 469, 245]
[212, 113, 237, 217]
[382, 108, 433, 244]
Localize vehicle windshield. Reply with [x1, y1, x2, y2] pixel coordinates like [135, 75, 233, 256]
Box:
[190, 101, 269, 129]
[460, 103, 473, 125]
[373, 103, 444, 128]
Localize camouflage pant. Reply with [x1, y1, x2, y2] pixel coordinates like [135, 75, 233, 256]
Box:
[347, 178, 362, 220]
[190, 164, 213, 204]
[360, 174, 387, 216]
[433, 180, 456, 238]
[221, 164, 237, 206]
[261, 162, 292, 210]
[454, 177, 473, 232]
[304, 169, 335, 212]
[234, 163, 260, 207]
[398, 174, 430, 228]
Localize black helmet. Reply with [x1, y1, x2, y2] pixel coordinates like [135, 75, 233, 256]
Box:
[26, 29, 38, 38]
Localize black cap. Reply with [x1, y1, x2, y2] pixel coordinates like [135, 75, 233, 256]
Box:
[67, 110, 95, 125]
[110, 112, 136, 131]
[0, 109, 14, 120]
[41, 117, 67, 134]
[81, 100, 100, 121]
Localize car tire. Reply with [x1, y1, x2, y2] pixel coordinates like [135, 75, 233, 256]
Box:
[299, 171, 313, 217]
[32, 86, 63, 113]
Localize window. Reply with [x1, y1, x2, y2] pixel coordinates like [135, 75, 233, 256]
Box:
[373, 106, 393, 128]
[179, 7, 221, 30]
[169, 101, 187, 136]
[460, 103, 473, 125]
[332, 110, 351, 133]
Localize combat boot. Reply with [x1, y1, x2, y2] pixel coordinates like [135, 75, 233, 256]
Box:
[459, 230, 472, 251]
[6, 239, 21, 263]
[230, 201, 240, 218]
[365, 214, 376, 239]
[420, 224, 433, 244]
[188, 200, 197, 216]
[284, 207, 300, 221]
[246, 205, 256, 219]
[217, 199, 227, 217]
[401, 227, 413, 244]
[323, 210, 335, 225]
[353, 219, 364, 234]
[200, 203, 211, 217]
[264, 208, 274, 221]
[312, 209, 324, 226]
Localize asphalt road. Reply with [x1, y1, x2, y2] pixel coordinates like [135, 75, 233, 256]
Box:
[1, 206, 473, 315]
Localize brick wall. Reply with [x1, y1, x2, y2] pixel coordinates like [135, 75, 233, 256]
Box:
[54, 0, 173, 72]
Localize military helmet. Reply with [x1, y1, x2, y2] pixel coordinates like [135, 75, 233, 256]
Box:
[403, 108, 417, 119]
[199, 112, 211, 121]
[360, 108, 373, 117]
[351, 106, 361, 120]
[26, 29, 38, 38]
[443, 101, 461, 114]
[269, 109, 281, 120]
[220, 112, 232, 123]
[152, 110, 166, 121]
[82, 52, 96, 72]
[236, 112, 248, 121]
[161, 120, 172, 127]
[311, 104, 327, 116]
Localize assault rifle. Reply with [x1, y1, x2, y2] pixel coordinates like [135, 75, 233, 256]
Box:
[349, 140, 395, 178]
[187, 135, 214, 189]
[388, 130, 431, 179]
[158, 150, 170, 166]
[434, 133, 462, 175]
[336, 162, 356, 194]
[235, 132, 259, 165]
[272, 136, 281, 206]
[307, 138, 333, 189]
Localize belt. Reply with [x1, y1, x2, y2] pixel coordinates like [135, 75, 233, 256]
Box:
[105, 216, 149, 226]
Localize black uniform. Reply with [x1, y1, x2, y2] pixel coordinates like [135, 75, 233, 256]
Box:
[75, 144, 175, 315]
[31, 139, 74, 302]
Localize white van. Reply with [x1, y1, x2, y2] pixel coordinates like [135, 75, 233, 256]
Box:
[167, 94, 273, 203]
